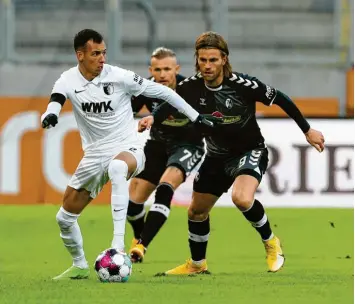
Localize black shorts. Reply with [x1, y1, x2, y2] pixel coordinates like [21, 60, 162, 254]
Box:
[193, 148, 269, 197]
[135, 139, 204, 185]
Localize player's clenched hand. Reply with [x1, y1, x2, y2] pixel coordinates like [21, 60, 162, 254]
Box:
[138, 115, 154, 132]
[41, 113, 58, 129]
[305, 128, 325, 152]
[193, 114, 222, 135]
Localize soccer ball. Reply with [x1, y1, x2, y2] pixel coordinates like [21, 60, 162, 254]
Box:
[94, 248, 132, 282]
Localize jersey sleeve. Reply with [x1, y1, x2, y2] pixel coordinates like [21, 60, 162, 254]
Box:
[122, 70, 149, 97]
[51, 74, 69, 100]
[131, 95, 146, 114]
[176, 80, 191, 103]
[230, 73, 277, 106]
[140, 80, 199, 121]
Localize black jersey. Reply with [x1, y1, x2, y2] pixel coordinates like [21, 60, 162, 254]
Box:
[175, 72, 278, 156]
[132, 74, 203, 145]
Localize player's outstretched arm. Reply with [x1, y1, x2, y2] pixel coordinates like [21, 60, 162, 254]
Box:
[41, 93, 66, 129]
[124, 70, 218, 132]
[273, 91, 325, 152]
[151, 101, 176, 124]
[150, 100, 222, 135]
[141, 80, 199, 122]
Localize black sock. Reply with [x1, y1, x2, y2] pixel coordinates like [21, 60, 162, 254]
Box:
[189, 217, 210, 261]
[127, 200, 145, 240]
[241, 199, 273, 241]
[140, 183, 174, 248]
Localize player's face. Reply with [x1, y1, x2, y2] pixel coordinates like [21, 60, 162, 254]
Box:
[197, 48, 226, 86]
[76, 40, 107, 78]
[149, 57, 180, 89]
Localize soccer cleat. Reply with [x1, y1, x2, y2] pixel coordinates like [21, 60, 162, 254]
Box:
[263, 236, 285, 272]
[163, 259, 209, 275]
[129, 243, 146, 263]
[129, 238, 139, 251]
[52, 265, 90, 280]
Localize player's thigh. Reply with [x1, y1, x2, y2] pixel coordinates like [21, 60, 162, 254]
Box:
[166, 144, 204, 183]
[226, 148, 269, 209]
[188, 191, 219, 221]
[115, 144, 146, 179]
[231, 175, 260, 210]
[63, 186, 92, 214]
[134, 139, 168, 186]
[193, 155, 234, 198]
[68, 154, 109, 203]
[129, 177, 156, 203]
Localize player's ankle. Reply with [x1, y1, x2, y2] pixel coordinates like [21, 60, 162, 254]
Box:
[192, 259, 206, 266]
[73, 255, 89, 269]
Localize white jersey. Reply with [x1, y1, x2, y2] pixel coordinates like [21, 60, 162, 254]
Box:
[51, 64, 148, 151]
[50, 64, 199, 152]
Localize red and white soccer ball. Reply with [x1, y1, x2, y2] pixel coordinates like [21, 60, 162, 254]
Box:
[94, 248, 132, 282]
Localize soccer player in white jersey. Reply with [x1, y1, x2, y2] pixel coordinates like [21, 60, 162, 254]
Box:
[41, 29, 215, 280]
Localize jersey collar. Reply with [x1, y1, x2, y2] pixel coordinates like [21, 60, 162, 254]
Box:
[205, 83, 223, 91]
[76, 65, 107, 86]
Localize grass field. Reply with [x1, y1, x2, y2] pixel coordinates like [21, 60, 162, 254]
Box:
[0, 205, 353, 304]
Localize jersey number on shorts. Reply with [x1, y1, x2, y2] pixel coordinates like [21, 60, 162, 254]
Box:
[179, 149, 193, 162]
[179, 149, 202, 171]
[238, 150, 262, 168]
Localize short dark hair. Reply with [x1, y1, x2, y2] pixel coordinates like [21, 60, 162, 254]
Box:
[74, 29, 104, 51]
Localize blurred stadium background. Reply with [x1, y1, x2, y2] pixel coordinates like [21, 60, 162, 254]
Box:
[0, 0, 353, 206]
[0, 1, 353, 303]
[0, 0, 353, 107]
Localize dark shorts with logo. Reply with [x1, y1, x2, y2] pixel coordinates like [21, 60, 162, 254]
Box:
[193, 148, 269, 197]
[136, 139, 204, 185]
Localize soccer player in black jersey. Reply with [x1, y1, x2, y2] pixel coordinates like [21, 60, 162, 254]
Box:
[139, 32, 325, 274]
[128, 47, 205, 263]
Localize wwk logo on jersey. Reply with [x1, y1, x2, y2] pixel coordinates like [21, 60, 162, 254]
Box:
[81, 101, 114, 117]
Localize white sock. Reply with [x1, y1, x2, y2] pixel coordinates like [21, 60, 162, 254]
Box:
[56, 207, 88, 269]
[263, 232, 275, 242]
[108, 159, 129, 252]
[192, 259, 206, 265]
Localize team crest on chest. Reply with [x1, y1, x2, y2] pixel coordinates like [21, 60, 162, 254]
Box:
[225, 98, 233, 109]
[103, 83, 114, 95]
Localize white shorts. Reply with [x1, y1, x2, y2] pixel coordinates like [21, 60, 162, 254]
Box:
[68, 141, 145, 199]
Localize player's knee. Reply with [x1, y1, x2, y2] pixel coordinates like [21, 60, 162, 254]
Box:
[160, 166, 185, 188]
[129, 179, 151, 202]
[108, 159, 128, 181]
[56, 207, 79, 231]
[232, 189, 254, 210]
[188, 205, 209, 221]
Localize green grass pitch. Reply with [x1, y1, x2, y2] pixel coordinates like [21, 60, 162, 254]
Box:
[0, 205, 353, 304]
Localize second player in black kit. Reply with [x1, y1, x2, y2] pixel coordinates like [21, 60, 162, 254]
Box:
[146, 32, 325, 275]
[128, 47, 205, 263]
[131, 73, 204, 186]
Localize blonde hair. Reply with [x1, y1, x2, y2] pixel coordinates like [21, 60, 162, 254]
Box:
[195, 31, 232, 77]
[151, 47, 177, 60]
